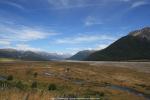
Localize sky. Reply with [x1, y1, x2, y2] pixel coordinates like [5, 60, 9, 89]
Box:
[0, 0, 150, 54]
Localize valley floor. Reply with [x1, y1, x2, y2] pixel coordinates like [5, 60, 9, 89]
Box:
[0, 61, 150, 100]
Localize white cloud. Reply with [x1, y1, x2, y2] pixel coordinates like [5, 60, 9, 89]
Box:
[0, 40, 11, 46]
[66, 47, 92, 51]
[85, 16, 103, 26]
[48, 0, 69, 7]
[0, 22, 59, 50]
[64, 43, 109, 54]
[14, 28, 51, 41]
[14, 44, 42, 51]
[65, 47, 92, 54]
[0, 24, 58, 42]
[56, 34, 116, 44]
[95, 44, 108, 50]
[1, 1, 25, 10]
[0, 41, 42, 51]
[131, 1, 149, 8]
[114, 0, 149, 9]
[119, 0, 131, 2]
[47, 0, 103, 9]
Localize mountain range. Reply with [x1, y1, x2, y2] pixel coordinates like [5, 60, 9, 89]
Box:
[68, 50, 95, 60]
[85, 27, 150, 61]
[0, 49, 71, 61]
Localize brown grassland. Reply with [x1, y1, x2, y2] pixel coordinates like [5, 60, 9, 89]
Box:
[0, 61, 150, 100]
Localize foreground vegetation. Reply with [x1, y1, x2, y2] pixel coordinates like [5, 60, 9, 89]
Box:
[0, 58, 18, 62]
[0, 61, 149, 100]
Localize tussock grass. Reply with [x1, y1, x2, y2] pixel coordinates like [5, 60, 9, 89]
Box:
[0, 61, 149, 100]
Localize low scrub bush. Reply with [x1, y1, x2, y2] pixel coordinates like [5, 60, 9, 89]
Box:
[33, 72, 38, 78]
[48, 83, 57, 91]
[31, 81, 37, 88]
[7, 75, 13, 81]
[16, 81, 25, 90]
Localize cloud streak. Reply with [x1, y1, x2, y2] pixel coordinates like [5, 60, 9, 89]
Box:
[0, 24, 58, 42]
[131, 1, 149, 8]
[85, 16, 103, 26]
[55, 34, 116, 44]
[47, 0, 149, 10]
[14, 44, 42, 51]
[0, 21, 59, 50]
[0, 40, 11, 46]
[47, 0, 104, 9]
[0, 1, 25, 10]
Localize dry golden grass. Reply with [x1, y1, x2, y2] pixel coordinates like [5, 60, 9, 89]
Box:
[0, 61, 149, 100]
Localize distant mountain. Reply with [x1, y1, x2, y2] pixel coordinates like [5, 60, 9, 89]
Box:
[36, 51, 71, 60]
[86, 27, 150, 61]
[0, 49, 71, 61]
[68, 50, 95, 60]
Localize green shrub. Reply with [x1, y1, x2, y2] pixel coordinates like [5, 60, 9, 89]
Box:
[31, 81, 37, 88]
[99, 92, 104, 97]
[7, 75, 13, 81]
[16, 81, 25, 90]
[48, 83, 57, 91]
[0, 81, 9, 88]
[33, 72, 38, 78]
[61, 94, 77, 99]
[84, 89, 105, 97]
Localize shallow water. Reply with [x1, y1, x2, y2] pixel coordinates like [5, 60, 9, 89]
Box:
[72, 80, 150, 100]
[0, 76, 6, 81]
[107, 85, 150, 100]
[43, 71, 150, 100]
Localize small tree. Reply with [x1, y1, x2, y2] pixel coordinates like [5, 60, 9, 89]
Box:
[33, 72, 38, 78]
[31, 81, 37, 88]
[48, 83, 57, 91]
[16, 81, 24, 90]
[7, 75, 13, 81]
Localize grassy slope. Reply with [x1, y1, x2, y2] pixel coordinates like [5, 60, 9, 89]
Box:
[86, 36, 150, 61]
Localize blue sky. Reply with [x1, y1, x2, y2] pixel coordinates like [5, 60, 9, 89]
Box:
[0, 0, 150, 54]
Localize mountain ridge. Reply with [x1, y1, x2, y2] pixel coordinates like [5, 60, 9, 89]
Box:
[86, 27, 150, 61]
[68, 50, 95, 60]
[0, 48, 71, 61]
